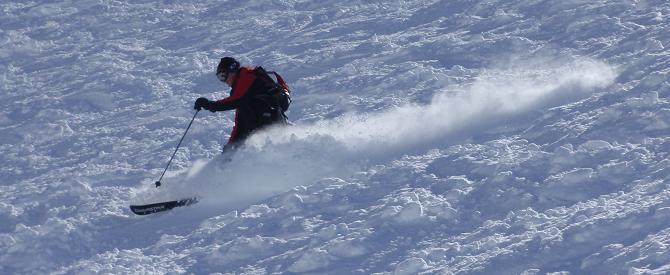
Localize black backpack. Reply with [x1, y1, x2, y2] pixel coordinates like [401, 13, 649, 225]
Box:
[251, 66, 292, 124]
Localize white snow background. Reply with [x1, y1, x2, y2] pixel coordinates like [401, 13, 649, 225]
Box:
[1, 0, 669, 274]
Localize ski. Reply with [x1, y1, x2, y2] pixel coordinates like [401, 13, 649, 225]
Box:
[130, 197, 198, 215]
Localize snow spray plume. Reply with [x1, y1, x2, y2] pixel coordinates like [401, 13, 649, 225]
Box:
[155, 134, 359, 209]
[153, 58, 617, 210]
[257, 58, 617, 153]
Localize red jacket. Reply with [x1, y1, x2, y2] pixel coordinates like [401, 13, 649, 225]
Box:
[209, 66, 273, 144]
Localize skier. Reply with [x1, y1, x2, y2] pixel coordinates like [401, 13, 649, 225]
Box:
[194, 57, 290, 153]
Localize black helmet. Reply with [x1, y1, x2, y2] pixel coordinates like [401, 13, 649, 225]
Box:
[217, 57, 240, 74]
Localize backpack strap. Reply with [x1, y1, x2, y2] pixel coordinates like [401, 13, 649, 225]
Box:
[270, 72, 290, 93]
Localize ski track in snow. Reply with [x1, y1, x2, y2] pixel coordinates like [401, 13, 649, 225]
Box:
[1, 0, 669, 274]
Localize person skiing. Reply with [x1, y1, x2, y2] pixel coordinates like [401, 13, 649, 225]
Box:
[194, 57, 290, 152]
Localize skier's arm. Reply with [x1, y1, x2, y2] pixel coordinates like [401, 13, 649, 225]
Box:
[209, 73, 256, 111]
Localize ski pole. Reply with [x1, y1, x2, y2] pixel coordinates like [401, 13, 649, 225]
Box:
[155, 110, 199, 187]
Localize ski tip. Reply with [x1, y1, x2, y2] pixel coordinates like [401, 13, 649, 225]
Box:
[129, 197, 199, 215]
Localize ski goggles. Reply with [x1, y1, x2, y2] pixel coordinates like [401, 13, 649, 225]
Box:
[216, 71, 228, 82]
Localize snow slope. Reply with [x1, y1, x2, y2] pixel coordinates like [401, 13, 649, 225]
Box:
[1, 0, 669, 274]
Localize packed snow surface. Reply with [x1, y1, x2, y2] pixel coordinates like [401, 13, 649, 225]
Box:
[1, 0, 669, 274]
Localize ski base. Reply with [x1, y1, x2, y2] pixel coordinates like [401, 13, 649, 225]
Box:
[130, 197, 198, 215]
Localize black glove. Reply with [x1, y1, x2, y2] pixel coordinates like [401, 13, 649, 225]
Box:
[194, 97, 214, 112]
